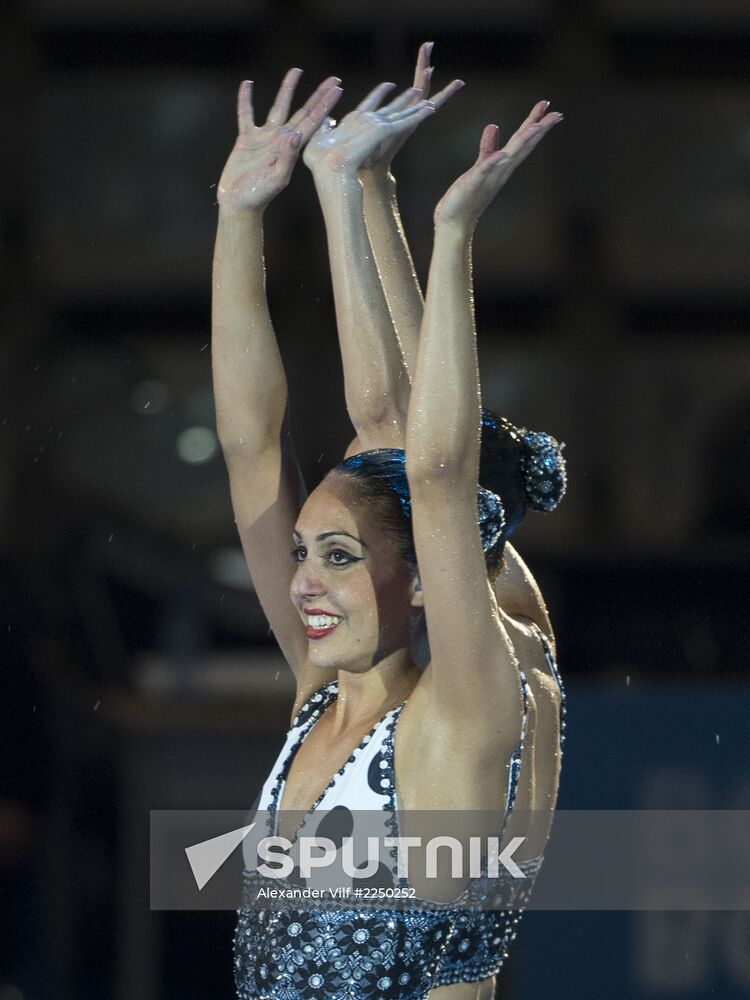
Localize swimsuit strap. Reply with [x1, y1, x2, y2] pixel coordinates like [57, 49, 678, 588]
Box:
[289, 680, 339, 731]
[527, 621, 567, 750]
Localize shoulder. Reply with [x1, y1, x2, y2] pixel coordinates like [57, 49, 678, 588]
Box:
[500, 609, 557, 664]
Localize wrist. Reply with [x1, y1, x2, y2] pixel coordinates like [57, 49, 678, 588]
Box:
[432, 213, 475, 245]
[359, 165, 395, 189]
[217, 201, 266, 223]
[312, 166, 362, 197]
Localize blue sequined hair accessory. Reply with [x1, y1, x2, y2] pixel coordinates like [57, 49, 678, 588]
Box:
[477, 486, 506, 551]
[519, 431, 567, 512]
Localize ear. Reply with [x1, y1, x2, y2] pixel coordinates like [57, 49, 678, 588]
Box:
[409, 573, 424, 608]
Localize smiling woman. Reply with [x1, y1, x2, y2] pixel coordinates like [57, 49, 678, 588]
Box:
[212, 43, 566, 1000]
[290, 475, 419, 675]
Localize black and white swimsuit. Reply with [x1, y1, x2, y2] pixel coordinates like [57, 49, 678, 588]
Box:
[234, 625, 565, 1000]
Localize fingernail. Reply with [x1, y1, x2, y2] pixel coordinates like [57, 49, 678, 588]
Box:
[426, 41, 434, 54]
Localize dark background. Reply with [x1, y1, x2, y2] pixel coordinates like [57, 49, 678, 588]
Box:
[1, 0, 749, 997]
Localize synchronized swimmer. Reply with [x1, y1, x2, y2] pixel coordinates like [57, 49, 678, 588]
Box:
[211, 42, 567, 1000]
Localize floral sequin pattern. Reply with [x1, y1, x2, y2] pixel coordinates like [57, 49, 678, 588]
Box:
[234, 902, 450, 1000]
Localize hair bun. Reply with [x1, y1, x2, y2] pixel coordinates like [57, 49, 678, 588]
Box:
[520, 431, 567, 512]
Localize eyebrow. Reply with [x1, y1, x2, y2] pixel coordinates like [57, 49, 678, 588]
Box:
[292, 530, 366, 547]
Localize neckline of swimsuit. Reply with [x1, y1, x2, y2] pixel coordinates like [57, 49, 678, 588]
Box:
[271, 680, 408, 848]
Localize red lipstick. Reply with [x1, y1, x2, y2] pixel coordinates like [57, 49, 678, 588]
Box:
[305, 623, 339, 639]
[303, 608, 342, 640]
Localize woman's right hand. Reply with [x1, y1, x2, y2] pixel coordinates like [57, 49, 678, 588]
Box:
[302, 83, 437, 180]
[433, 101, 563, 234]
[217, 70, 343, 213]
[356, 42, 464, 177]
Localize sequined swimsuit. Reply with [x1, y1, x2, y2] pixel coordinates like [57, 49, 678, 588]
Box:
[234, 626, 565, 1000]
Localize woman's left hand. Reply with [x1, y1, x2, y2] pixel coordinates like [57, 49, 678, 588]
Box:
[434, 101, 563, 232]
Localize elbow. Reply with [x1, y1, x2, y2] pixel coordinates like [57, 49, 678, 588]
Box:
[217, 418, 290, 463]
[348, 400, 408, 448]
[405, 451, 474, 491]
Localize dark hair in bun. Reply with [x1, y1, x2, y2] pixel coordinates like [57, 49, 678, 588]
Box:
[479, 408, 567, 553]
[330, 415, 566, 578]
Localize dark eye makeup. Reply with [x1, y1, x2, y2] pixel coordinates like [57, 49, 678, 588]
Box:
[327, 548, 360, 566]
[289, 544, 361, 567]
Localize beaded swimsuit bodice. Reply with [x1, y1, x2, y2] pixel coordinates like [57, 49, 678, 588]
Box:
[234, 626, 565, 1000]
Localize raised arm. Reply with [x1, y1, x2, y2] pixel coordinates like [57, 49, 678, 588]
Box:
[358, 43, 463, 377]
[212, 71, 342, 690]
[406, 103, 564, 846]
[404, 103, 563, 741]
[352, 50, 554, 637]
[302, 85, 442, 452]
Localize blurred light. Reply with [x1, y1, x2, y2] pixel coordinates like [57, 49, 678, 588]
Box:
[130, 379, 171, 416]
[176, 426, 219, 464]
[207, 546, 254, 591]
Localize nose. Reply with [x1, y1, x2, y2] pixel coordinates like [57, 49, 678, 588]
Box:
[291, 562, 327, 602]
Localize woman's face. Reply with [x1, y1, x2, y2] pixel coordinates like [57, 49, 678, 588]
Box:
[290, 474, 417, 673]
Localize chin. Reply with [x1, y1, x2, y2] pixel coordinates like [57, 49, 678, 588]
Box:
[309, 646, 374, 674]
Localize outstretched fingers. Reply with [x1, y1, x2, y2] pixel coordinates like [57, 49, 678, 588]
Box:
[412, 41, 437, 102]
[503, 103, 563, 158]
[355, 81, 398, 112]
[266, 68, 304, 125]
[413, 41, 434, 93]
[236, 80, 255, 131]
[411, 41, 463, 109]
[430, 78, 465, 111]
[379, 86, 425, 115]
[386, 99, 436, 125]
[288, 76, 343, 138]
[477, 123, 501, 160]
[298, 84, 343, 141]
